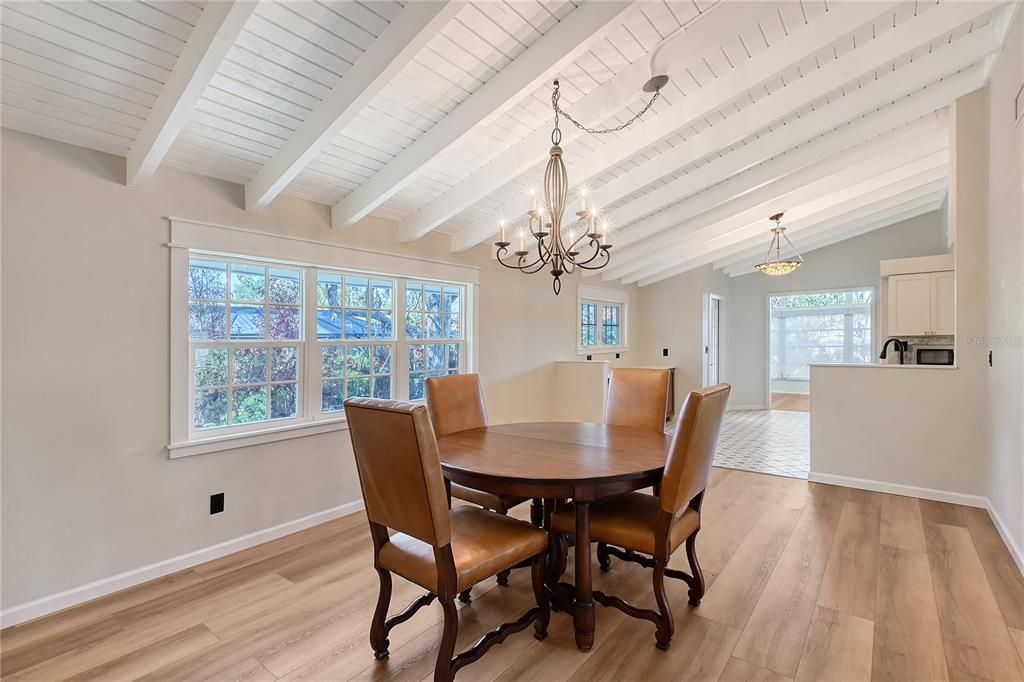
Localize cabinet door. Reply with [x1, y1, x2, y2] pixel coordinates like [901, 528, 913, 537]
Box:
[930, 271, 956, 335]
[888, 273, 931, 336]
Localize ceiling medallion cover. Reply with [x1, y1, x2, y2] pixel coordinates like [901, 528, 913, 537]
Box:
[755, 212, 804, 276]
[494, 77, 666, 294]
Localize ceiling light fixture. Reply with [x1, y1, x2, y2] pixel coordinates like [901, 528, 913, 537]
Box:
[494, 76, 667, 294]
[755, 212, 803, 276]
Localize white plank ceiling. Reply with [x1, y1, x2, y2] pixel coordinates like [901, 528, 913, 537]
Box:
[1, 0, 1017, 283]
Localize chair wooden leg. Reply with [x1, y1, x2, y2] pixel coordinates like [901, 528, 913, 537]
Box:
[685, 531, 705, 606]
[597, 542, 611, 572]
[531, 553, 550, 640]
[434, 597, 459, 682]
[653, 561, 674, 651]
[371, 568, 392, 659]
[496, 510, 512, 586]
[458, 589, 472, 604]
[530, 498, 543, 527]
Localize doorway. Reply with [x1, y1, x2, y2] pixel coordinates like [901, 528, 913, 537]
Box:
[704, 293, 721, 386]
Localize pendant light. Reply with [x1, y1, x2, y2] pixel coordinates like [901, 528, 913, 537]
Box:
[755, 212, 803, 276]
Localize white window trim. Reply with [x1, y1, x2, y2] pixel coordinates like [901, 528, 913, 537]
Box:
[169, 218, 479, 459]
[576, 284, 630, 355]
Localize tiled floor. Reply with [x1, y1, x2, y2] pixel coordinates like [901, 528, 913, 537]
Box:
[713, 409, 810, 479]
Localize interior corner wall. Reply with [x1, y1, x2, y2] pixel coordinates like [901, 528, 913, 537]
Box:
[631, 265, 732, 414]
[0, 129, 634, 613]
[983, 8, 1024, 560]
[728, 212, 949, 408]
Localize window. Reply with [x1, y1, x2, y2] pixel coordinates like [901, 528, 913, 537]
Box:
[316, 274, 395, 411]
[188, 259, 303, 431]
[404, 282, 465, 400]
[182, 253, 471, 449]
[577, 285, 629, 353]
[769, 288, 874, 380]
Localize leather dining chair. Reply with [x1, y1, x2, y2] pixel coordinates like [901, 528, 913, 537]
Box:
[604, 367, 672, 432]
[345, 397, 550, 682]
[426, 374, 541, 597]
[551, 383, 731, 651]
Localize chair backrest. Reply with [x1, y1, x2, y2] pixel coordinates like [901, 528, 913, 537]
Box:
[345, 397, 451, 547]
[425, 373, 488, 437]
[659, 384, 731, 515]
[604, 368, 671, 432]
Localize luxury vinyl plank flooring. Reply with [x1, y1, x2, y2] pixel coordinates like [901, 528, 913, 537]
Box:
[3, 472, 1023, 682]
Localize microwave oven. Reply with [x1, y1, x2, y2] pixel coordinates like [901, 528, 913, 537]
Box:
[916, 346, 954, 365]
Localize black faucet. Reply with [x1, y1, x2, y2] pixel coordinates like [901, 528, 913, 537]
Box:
[879, 338, 909, 364]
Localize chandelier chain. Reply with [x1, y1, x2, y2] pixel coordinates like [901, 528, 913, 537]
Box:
[551, 79, 661, 136]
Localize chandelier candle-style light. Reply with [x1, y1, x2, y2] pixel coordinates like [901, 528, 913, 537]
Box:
[494, 77, 666, 294]
[755, 212, 804, 276]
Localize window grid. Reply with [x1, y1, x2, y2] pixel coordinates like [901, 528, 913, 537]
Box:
[769, 289, 874, 380]
[579, 298, 627, 351]
[404, 281, 465, 401]
[188, 259, 304, 432]
[187, 255, 470, 438]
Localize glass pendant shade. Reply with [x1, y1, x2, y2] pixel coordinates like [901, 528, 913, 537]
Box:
[756, 212, 803, 276]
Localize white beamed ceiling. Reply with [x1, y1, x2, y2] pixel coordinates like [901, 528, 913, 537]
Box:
[0, 0, 1014, 279]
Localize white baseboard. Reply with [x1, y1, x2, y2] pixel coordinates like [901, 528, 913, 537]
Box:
[986, 499, 1024, 576]
[0, 500, 365, 629]
[808, 472, 988, 508]
[809, 471, 1024, 577]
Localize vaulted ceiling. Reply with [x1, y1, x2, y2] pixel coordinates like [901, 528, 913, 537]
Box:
[2, 0, 1017, 283]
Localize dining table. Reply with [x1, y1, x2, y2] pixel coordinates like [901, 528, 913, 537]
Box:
[437, 421, 671, 652]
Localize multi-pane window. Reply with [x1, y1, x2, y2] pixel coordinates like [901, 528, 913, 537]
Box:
[578, 297, 627, 352]
[317, 274, 395, 412]
[189, 259, 302, 430]
[185, 255, 471, 438]
[580, 303, 597, 346]
[602, 304, 621, 345]
[405, 281, 465, 400]
[769, 289, 873, 380]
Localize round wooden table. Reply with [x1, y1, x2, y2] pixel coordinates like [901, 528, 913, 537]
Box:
[437, 422, 671, 651]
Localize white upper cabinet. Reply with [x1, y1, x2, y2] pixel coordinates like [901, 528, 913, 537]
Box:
[930, 270, 956, 335]
[887, 271, 955, 336]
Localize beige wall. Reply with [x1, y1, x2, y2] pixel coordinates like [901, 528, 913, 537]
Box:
[811, 12, 1024, 563]
[631, 264, 732, 414]
[0, 130, 634, 610]
[984, 9, 1024, 558]
[728, 212, 948, 407]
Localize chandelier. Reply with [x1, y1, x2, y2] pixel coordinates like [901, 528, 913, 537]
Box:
[755, 212, 803, 276]
[494, 77, 667, 294]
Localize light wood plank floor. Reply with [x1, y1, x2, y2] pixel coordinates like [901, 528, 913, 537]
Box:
[4, 469, 1024, 681]
[770, 393, 810, 412]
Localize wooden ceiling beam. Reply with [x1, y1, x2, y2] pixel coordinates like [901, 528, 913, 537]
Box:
[593, 119, 948, 280]
[605, 141, 950, 283]
[244, 1, 459, 211]
[126, 1, 256, 185]
[586, 3, 1000, 224]
[633, 172, 950, 286]
[720, 198, 945, 277]
[452, 0, 998, 252]
[399, 1, 786, 243]
[330, 1, 635, 230]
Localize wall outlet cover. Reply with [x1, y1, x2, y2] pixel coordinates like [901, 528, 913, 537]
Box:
[210, 493, 225, 515]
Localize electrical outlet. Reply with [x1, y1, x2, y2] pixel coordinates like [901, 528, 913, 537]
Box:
[662, 348, 669, 357]
[586, 354, 592, 361]
[210, 493, 225, 515]
[615, 353, 621, 359]
[989, 350, 993, 367]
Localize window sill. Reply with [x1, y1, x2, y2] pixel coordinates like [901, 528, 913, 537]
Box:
[169, 417, 349, 459]
[576, 346, 630, 356]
